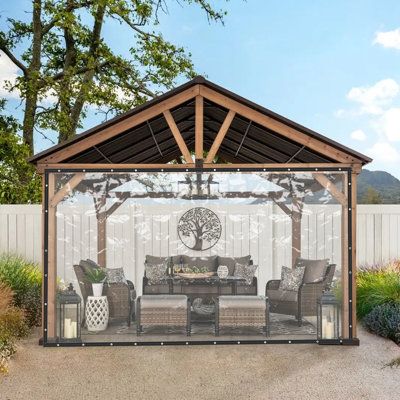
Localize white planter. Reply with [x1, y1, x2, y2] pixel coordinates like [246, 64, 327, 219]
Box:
[92, 283, 103, 297]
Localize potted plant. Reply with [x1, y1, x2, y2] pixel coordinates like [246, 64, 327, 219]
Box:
[86, 269, 106, 297]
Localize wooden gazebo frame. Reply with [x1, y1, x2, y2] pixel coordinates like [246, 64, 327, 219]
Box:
[30, 76, 371, 346]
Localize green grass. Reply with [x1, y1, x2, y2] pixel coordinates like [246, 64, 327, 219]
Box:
[0, 254, 41, 327]
[356, 260, 400, 320]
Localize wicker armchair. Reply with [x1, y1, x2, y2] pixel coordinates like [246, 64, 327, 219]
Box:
[265, 264, 336, 326]
[73, 265, 136, 326]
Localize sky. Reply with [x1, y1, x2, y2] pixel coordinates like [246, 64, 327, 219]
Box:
[1, 1, 400, 177]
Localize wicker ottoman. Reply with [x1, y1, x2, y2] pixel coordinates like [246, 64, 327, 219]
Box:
[136, 295, 191, 336]
[215, 295, 269, 336]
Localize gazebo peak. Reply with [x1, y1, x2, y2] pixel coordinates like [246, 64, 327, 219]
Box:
[29, 77, 371, 168]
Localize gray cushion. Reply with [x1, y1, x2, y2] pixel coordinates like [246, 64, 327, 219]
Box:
[218, 255, 251, 276]
[234, 263, 258, 285]
[105, 267, 127, 284]
[219, 295, 267, 310]
[279, 266, 305, 291]
[181, 255, 218, 272]
[146, 255, 168, 265]
[79, 259, 100, 277]
[267, 289, 298, 302]
[295, 258, 329, 283]
[145, 263, 168, 285]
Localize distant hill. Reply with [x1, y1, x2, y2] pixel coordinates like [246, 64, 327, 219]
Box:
[358, 169, 400, 204]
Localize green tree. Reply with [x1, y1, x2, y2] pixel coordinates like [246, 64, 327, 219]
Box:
[0, 0, 227, 155]
[0, 100, 41, 204]
[361, 186, 383, 204]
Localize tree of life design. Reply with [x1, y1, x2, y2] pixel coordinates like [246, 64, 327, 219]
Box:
[177, 207, 222, 251]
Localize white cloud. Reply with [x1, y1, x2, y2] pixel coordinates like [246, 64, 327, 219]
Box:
[350, 129, 366, 141]
[346, 79, 399, 115]
[0, 51, 20, 98]
[375, 107, 400, 142]
[366, 142, 400, 163]
[373, 28, 400, 50]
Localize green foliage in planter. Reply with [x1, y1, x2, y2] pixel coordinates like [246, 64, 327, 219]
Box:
[0, 254, 42, 327]
[363, 303, 400, 344]
[85, 268, 106, 284]
[356, 261, 400, 320]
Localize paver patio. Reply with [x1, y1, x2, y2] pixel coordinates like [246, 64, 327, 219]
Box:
[1, 327, 399, 400]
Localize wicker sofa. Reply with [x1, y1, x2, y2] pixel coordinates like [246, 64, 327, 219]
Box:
[143, 255, 257, 300]
[74, 262, 136, 326]
[266, 261, 336, 326]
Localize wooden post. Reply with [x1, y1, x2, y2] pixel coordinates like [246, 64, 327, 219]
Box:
[341, 173, 350, 338]
[351, 170, 358, 338]
[195, 95, 203, 160]
[291, 197, 303, 267]
[97, 196, 107, 268]
[47, 173, 57, 338]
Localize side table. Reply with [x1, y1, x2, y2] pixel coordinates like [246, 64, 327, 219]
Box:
[85, 295, 109, 332]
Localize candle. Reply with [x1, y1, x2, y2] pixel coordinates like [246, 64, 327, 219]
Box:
[325, 321, 334, 339]
[64, 318, 71, 338]
[70, 322, 77, 338]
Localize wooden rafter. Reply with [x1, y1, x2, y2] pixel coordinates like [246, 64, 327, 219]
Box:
[205, 110, 236, 163]
[314, 173, 346, 206]
[49, 173, 85, 208]
[199, 85, 360, 164]
[163, 110, 193, 164]
[195, 95, 204, 160]
[36, 162, 357, 173]
[39, 85, 201, 164]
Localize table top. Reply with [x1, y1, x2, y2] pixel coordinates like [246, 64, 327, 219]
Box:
[167, 275, 245, 284]
[87, 295, 108, 300]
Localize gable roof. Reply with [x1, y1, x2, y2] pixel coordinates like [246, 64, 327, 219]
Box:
[29, 76, 371, 166]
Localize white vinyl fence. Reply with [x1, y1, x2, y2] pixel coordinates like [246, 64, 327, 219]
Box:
[0, 204, 399, 278]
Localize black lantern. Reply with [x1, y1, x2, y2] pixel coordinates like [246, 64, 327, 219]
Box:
[57, 283, 82, 343]
[317, 290, 340, 340]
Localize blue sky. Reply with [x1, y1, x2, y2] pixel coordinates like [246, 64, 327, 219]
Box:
[1, 0, 400, 177]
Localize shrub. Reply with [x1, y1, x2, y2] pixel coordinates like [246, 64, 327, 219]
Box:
[0, 254, 41, 327]
[363, 303, 400, 344]
[0, 283, 29, 374]
[356, 260, 400, 320]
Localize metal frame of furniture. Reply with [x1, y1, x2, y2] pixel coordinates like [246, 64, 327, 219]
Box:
[136, 295, 191, 336]
[265, 264, 336, 326]
[73, 265, 136, 326]
[214, 295, 270, 337]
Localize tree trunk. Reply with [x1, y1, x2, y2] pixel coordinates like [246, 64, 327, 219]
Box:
[22, 0, 42, 155]
[59, 3, 106, 143]
[58, 3, 76, 143]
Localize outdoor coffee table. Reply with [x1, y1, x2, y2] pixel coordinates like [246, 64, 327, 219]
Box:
[167, 276, 246, 297]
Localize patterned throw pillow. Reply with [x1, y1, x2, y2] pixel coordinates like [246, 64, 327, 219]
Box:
[279, 266, 305, 291]
[145, 263, 168, 285]
[105, 267, 127, 284]
[234, 262, 258, 285]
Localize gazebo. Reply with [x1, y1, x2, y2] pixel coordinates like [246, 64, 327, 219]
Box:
[30, 76, 371, 346]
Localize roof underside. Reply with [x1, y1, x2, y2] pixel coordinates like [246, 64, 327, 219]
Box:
[29, 77, 371, 166]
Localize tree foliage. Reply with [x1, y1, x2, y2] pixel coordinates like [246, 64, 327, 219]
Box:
[0, 0, 228, 154]
[360, 186, 383, 204]
[0, 100, 41, 204]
